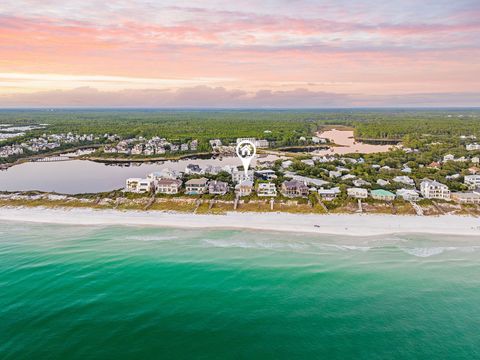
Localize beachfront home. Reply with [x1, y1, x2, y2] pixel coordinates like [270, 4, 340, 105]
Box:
[156, 179, 182, 194]
[312, 136, 328, 144]
[396, 188, 420, 201]
[451, 191, 480, 204]
[341, 174, 356, 181]
[208, 180, 229, 195]
[147, 168, 182, 180]
[257, 182, 277, 197]
[235, 180, 254, 197]
[392, 176, 415, 186]
[329, 170, 342, 178]
[371, 189, 396, 202]
[281, 180, 309, 198]
[232, 168, 254, 183]
[464, 175, 480, 189]
[420, 179, 451, 200]
[347, 187, 368, 199]
[318, 187, 341, 201]
[125, 178, 154, 194]
[185, 178, 209, 195]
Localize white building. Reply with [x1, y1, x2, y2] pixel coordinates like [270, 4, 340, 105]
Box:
[392, 176, 415, 186]
[257, 182, 277, 197]
[464, 175, 480, 189]
[420, 179, 451, 200]
[185, 178, 209, 195]
[235, 180, 254, 197]
[318, 187, 341, 201]
[396, 188, 420, 201]
[232, 168, 254, 183]
[443, 154, 455, 162]
[347, 187, 368, 199]
[377, 179, 390, 186]
[125, 178, 154, 193]
[466, 143, 480, 151]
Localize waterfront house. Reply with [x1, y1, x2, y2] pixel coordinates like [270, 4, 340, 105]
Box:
[392, 176, 415, 186]
[451, 191, 480, 204]
[396, 188, 420, 201]
[235, 180, 254, 197]
[329, 170, 342, 178]
[420, 179, 451, 200]
[257, 182, 277, 197]
[156, 179, 182, 194]
[185, 164, 203, 175]
[284, 172, 329, 187]
[281, 180, 309, 198]
[468, 166, 480, 174]
[185, 178, 209, 195]
[208, 180, 229, 195]
[312, 136, 328, 144]
[125, 178, 154, 194]
[371, 189, 396, 201]
[347, 187, 368, 199]
[148, 168, 182, 181]
[318, 187, 341, 201]
[341, 174, 356, 181]
[232, 168, 254, 183]
[464, 175, 480, 189]
[255, 169, 277, 181]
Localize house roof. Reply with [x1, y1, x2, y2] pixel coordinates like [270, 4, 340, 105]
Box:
[371, 189, 395, 197]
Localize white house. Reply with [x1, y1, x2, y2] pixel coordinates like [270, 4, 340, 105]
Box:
[353, 179, 371, 187]
[235, 180, 254, 197]
[420, 179, 451, 200]
[443, 154, 455, 162]
[466, 143, 480, 151]
[232, 168, 254, 183]
[464, 175, 480, 189]
[318, 187, 341, 201]
[377, 179, 390, 186]
[208, 180, 229, 195]
[347, 187, 368, 199]
[392, 176, 415, 186]
[451, 191, 480, 204]
[125, 178, 154, 193]
[396, 188, 420, 201]
[257, 182, 277, 197]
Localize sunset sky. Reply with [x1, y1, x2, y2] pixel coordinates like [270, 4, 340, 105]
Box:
[0, 0, 479, 107]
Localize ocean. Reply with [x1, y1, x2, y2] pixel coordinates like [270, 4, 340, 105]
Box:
[1, 221, 479, 359]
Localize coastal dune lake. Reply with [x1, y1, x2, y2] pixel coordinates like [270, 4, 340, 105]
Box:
[1, 222, 480, 359]
[0, 156, 278, 194]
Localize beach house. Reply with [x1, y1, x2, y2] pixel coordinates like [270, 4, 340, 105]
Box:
[257, 182, 277, 197]
[235, 180, 254, 197]
[125, 178, 154, 193]
[420, 179, 451, 200]
[185, 178, 209, 195]
[392, 176, 415, 186]
[451, 191, 480, 204]
[318, 187, 341, 201]
[371, 189, 396, 201]
[281, 180, 309, 198]
[347, 187, 368, 199]
[232, 168, 254, 183]
[156, 179, 182, 194]
[255, 169, 277, 181]
[396, 188, 420, 201]
[208, 180, 229, 195]
[464, 175, 480, 189]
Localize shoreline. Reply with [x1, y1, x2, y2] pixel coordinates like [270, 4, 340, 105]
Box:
[1, 206, 479, 237]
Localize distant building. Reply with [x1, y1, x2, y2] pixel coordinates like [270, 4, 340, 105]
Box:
[255, 169, 277, 181]
[396, 188, 420, 202]
[420, 179, 450, 200]
[185, 164, 202, 175]
[371, 189, 396, 201]
[156, 179, 182, 194]
[451, 191, 480, 204]
[392, 176, 415, 186]
[347, 187, 368, 199]
[466, 143, 480, 151]
[318, 187, 341, 201]
[352, 179, 371, 187]
[377, 179, 390, 186]
[464, 175, 480, 189]
[257, 182, 277, 197]
[125, 178, 154, 193]
[185, 178, 209, 195]
[208, 180, 229, 195]
[443, 154, 455, 162]
[281, 180, 309, 198]
[235, 180, 254, 197]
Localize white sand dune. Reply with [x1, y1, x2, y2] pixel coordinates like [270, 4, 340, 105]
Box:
[1, 206, 480, 237]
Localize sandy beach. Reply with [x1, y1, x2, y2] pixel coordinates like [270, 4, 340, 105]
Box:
[0, 206, 479, 236]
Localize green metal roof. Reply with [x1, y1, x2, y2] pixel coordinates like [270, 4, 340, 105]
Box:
[371, 189, 395, 197]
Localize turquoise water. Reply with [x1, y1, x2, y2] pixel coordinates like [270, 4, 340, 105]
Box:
[1, 221, 480, 359]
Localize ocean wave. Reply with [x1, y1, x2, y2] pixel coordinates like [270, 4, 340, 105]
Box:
[400, 247, 457, 257]
[202, 239, 308, 251]
[124, 235, 179, 242]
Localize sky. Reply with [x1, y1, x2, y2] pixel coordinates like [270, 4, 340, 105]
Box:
[0, 0, 479, 107]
